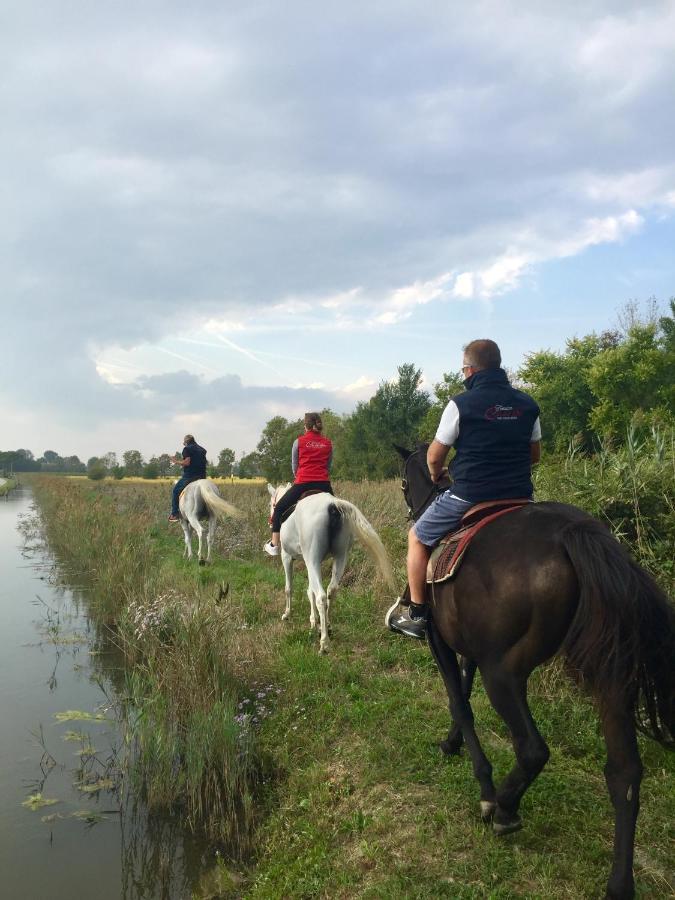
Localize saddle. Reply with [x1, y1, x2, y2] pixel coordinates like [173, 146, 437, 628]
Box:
[278, 489, 325, 526]
[426, 498, 531, 585]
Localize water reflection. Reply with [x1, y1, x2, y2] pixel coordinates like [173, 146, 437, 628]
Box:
[1, 488, 216, 900]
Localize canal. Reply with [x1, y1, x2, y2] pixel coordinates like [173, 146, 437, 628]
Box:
[0, 485, 211, 899]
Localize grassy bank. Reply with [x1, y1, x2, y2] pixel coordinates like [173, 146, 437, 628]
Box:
[0, 476, 17, 496]
[29, 450, 674, 898]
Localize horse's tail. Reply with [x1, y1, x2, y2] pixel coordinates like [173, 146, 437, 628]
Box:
[199, 480, 244, 520]
[330, 499, 396, 590]
[560, 518, 674, 746]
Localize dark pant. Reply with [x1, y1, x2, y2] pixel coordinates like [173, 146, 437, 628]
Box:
[172, 476, 198, 515]
[272, 481, 333, 531]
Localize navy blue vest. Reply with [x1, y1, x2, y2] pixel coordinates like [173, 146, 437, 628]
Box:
[449, 368, 539, 503]
[183, 442, 207, 478]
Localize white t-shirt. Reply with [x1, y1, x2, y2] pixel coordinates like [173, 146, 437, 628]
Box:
[436, 400, 542, 446]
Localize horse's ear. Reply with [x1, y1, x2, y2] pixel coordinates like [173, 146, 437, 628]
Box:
[267, 483, 276, 496]
[415, 440, 430, 452]
[393, 444, 412, 460]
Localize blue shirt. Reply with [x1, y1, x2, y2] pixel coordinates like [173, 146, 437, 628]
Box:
[183, 442, 207, 478]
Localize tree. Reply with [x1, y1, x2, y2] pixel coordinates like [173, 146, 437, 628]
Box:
[87, 457, 107, 480]
[419, 371, 465, 441]
[338, 364, 431, 479]
[63, 455, 86, 473]
[156, 453, 173, 477]
[122, 450, 144, 476]
[143, 459, 160, 479]
[519, 332, 618, 452]
[237, 451, 262, 479]
[217, 448, 236, 477]
[587, 317, 675, 440]
[257, 416, 302, 481]
[101, 451, 118, 472]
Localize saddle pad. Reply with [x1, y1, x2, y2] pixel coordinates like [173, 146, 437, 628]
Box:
[279, 489, 326, 525]
[427, 501, 529, 584]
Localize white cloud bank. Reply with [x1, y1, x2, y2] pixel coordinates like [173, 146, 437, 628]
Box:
[1, 1, 674, 456]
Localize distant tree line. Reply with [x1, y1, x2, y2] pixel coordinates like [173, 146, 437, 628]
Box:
[6, 300, 672, 483]
[251, 298, 675, 482]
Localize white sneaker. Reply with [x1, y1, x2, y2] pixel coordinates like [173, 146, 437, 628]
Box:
[263, 540, 280, 557]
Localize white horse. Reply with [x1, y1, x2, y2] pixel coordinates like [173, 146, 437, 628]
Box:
[267, 484, 395, 652]
[178, 479, 242, 565]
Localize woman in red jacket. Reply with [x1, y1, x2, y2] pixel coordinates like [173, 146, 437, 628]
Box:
[263, 412, 333, 556]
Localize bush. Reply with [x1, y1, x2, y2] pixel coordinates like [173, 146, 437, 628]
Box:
[87, 462, 107, 481]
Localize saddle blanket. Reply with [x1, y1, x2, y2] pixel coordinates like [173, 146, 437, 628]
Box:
[426, 499, 530, 584]
[279, 489, 325, 526]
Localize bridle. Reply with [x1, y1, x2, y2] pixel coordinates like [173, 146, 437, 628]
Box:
[401, 448, 448, 522]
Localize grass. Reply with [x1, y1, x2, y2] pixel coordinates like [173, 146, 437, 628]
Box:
[0, 476, 17, 496]
[27, 454, 675, 898]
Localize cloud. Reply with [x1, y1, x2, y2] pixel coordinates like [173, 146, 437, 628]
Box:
[2, 1, 674, 456]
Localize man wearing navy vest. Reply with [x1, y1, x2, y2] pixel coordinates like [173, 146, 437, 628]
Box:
[168, 434, 208, 522]
[389, 339, 541, 639]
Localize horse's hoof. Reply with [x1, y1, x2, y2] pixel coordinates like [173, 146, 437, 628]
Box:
[480, 801, 496, 823]
[281, 613, 289, 621]
[493, 812, 522, 836]
[319, 645, 328, 655]
[199, 559, 206, 567]
[440, 735, 463, 756]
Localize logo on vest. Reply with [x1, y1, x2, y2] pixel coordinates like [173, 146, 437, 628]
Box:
[485, 404, 522, 421]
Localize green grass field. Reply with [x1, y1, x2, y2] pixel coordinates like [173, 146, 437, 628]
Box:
[29, 474, 674, 898]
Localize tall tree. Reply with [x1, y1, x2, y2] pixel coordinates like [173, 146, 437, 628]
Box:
[217, 448, 236, 477]
[122, 450, 144, 476]
[237, 451, 261, 479]
[339, 364, 430, 479]
[257, 416, 302, 481]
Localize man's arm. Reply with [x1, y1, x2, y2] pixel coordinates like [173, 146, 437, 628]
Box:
[427, 439, 450, 483]
[530, 416, 542, 466]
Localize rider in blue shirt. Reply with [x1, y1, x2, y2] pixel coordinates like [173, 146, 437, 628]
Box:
[168, 434, 207, 522]
[389, 339, 541, 638]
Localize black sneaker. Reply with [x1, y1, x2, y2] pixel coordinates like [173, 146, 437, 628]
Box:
[387, 604, 427, 639]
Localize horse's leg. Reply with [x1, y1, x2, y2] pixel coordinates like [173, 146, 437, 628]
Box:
[206, 514, 216, 563]
[480, 667, 550, 835]
[306, 557, 329, 653]
[181, 520, 192, 559]
[192, 518, 205, 565]
[600, 706, 643, 900]
[281, 550, 293, 621]
[325, 547, 348, 633]
[427, 619, 496, 819]
[441, 656, 477, 756]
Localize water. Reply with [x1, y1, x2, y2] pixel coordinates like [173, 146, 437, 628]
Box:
[0, 487, 211, 899]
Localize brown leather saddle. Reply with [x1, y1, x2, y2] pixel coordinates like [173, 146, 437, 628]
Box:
[279, 489, 326, 525]
[426, 498, 531, 584]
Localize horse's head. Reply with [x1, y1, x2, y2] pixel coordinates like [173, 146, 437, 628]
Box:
[267, 482, 291, 521]
[394, 443, 449, 521]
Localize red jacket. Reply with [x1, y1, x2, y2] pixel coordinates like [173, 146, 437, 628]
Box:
[295, 432, 333, 483]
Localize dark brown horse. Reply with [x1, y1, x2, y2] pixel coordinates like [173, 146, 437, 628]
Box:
[395, 444, 673, 900]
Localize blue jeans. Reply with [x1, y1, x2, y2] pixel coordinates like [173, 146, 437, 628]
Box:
[171, 476, 196, 515]
[412, 490, 472, 548]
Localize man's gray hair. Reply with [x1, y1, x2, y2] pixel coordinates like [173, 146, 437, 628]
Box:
[463, 339, 501, 370]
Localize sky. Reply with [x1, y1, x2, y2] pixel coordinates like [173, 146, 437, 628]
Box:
[2, 0, 675, 462]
